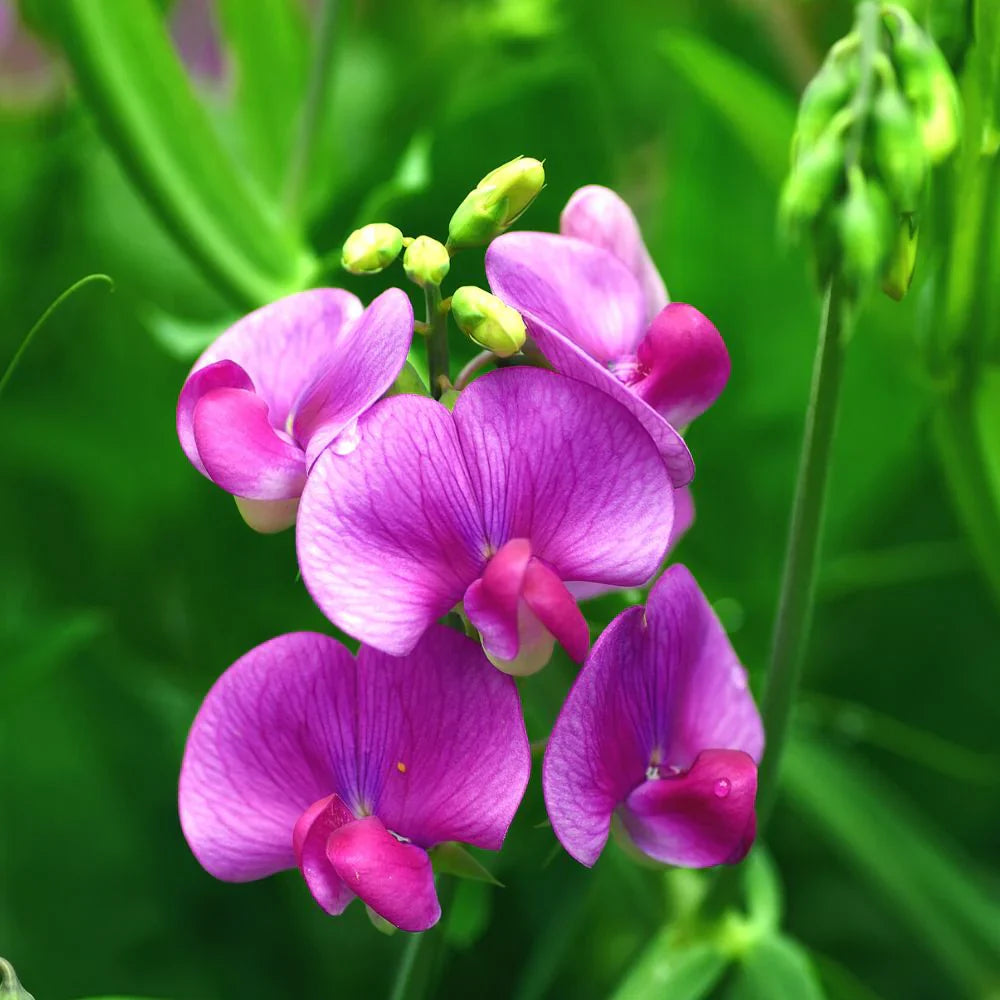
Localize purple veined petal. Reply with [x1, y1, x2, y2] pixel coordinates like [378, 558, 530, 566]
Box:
[327, 816, 441, 933]
[633, 304, 731, 428]
[192, 387, 306, 500]
[298, 395, 486, 656]
[293, 794, 356, 915]
[453, 367, 675, 585]
[485, 231, 647, 363]
[358, 625, 531, 851]
[522, 557, 590, 663]
[191, 288, 364, 431]
[543, 564, 763, 867]
[618, 749, 758, 868]
[291, 288, 414, 467]
[177, 360, 254, 477]
[560, 185, 669, 322]
[179, 633, 361, 882]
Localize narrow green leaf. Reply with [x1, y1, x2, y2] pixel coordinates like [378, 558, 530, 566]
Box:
[429, 842, 502, 886]
[784, 738, 1000, 994]
[733, 935, 826, 1000]
[143, 308, 234, 362]
[35, 0, 317, 307]
[658, 30, 796, 186]
[610, 932, 729, 1000]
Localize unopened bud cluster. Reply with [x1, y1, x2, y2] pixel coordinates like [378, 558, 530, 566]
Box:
[781, 2, 960, 298]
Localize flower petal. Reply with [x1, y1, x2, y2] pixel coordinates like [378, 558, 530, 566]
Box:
[191, 288, 364, 429]
[298, 396, 486, 656]
[463, 538, 533, 662]
[192, 387, 306, 500]
[291, 288, 414, 467]
[634, 304, 730, 427]
[327, 816, 440, 932]
[619, 749, 758, 868]
[522, 557, 590, 663]
[358, 625, 531, 851]
[293, 794, 356, 915]
[179, 633, 359, 882]
[486, 240, 693, 486]
[453, 367, 674, 586]
[560, 185, 669, 321]
[177, 360, 254, 477]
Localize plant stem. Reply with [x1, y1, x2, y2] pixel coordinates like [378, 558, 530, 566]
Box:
[454, 349, 494, 390]
[424, 284, 450, 399]
[387, 879, 455, 1000]
[756, 278, 852, 826]
[388, 931, 424, 1000]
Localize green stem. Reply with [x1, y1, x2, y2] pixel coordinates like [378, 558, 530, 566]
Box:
[757, 278, 853, 826]
[388, 931, 424, 1000]
[424, 285, 450, 400]
[387, 879, 455, 1000]
[283, 0, 339, 218]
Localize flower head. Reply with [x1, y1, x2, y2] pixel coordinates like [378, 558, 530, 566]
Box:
[297, 367, 674, 673]
[543, 564, 764, 868]
[485, 187, 730, 488]
[176, 288, 413, 531]
[179, 626, 530, 932]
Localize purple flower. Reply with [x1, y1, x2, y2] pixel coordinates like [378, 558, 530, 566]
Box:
[485, 187, 730, 488]
[176, 288, 413, 532]
[297, 367, 675, 673]
[179, 625, 530, 932]
[543, 564, 764, 868]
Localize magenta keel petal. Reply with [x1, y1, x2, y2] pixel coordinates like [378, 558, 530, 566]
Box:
[177, 359, 254, 477]
[294, 795, 356, 916]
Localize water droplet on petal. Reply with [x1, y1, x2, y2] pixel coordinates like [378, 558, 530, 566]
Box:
[714, 778, 731, 798]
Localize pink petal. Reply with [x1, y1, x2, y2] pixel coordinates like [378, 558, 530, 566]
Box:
[463, 539, 533, 662]
[177, 360, 254, 477]
[327, 816, 441, 932]
[668, 486, 696, 552]
[560, 185, 669, 322]
[619, 749, 758, 868]
[293, 794, 356, 915]
[297, 396, 486, 656]
[522, 557, 590, 663]
[192, 387, 306, 500]
[634, 304, 730, 428]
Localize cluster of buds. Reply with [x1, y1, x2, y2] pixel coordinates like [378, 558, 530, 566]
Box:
[781, 2, 961, 297]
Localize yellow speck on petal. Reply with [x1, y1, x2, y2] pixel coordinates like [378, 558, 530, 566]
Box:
[396, 761, 407, 773]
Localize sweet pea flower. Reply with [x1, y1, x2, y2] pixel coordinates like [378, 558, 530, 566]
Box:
[297, 367, 674, 674]
[176, 288, 413, 532]
[179, 626, 530, 932]
[485, 186, 730, 489]
[544, 564, 764, 868]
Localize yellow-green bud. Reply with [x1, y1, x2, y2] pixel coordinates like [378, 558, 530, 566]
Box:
[796, 50, 856, 151]
[873, 88, 927, 211]
[882, 214, 919, 301]
[448, 156, 545, 249]
[403, 235, 451, 287]
[450, 286, 526, 357]
[837, 169, 893, 285]
[341, 223, 403, 274]
[780, 125, 845, 227]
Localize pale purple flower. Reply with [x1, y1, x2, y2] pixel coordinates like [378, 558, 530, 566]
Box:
[485, 187, 730, 489]
[544, 564, 764, 868]
[297, 367, 675, 674]
[179, 626, 529, 933]
[176, 288, 413, 532]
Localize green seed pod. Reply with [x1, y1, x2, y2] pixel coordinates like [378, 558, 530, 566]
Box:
[881, 213, 920, 301]
[837, 170, 894, 286]
[403, 235, 451, 288]
[450, 286, 526, 357]
[873, 87, 928, 211]
[780, 125, 845, 227]
[341, 223, 404, 275]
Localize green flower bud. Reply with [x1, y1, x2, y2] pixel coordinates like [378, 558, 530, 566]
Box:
[796, 47, 856, 151]
[0, 960, 34, 1000]
[448, 156, 545, 249]
[450, 286, 526, 357]
[882, 213, 919, 301]
[341, 223, 403, 274]
[780, 125, 845, 227]
[403, 235, 451, 287]
[836, 169, 894, 285]
[873, 87, 927, 211]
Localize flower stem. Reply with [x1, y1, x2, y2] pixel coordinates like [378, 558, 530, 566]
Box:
[387, 879, 455, 1000]
[454, 349, 494, 390]
[388, 931, 424, 1000]
[756, 277, 853, 826]
[424, 284, 450, 400]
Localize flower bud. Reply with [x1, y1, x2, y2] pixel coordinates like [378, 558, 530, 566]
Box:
[341, 223, 404, 274]
[873, 87, 927, 211]
[780, 125, 845, 227]
[881, 213, 919, 301]
[448, 156, 545, 249]
[403, 235, 451, 287]
[796, 49, 856, 150]
[837, 169, 893, 285]
[450, 286, 526, 357]
[0, 960, 35, 1000]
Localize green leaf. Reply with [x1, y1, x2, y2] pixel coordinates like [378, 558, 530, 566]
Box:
[34, 0, 317, 307]
[783, 738, 1000, 994]
[429, 842, 502, 886]
[732, 934, 826, 1000]
[609, 932, 729, 1000]
[143, 308, 234, 362]
[658, 30, 796, 186]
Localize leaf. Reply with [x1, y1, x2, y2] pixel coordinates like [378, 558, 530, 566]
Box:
[783, 738, 1000, 995]
[34, 0, 317, 307]
[658, 30, 796, 186]
[732, 934, 826, 1000]
[350, 132, 433, 230]
[143, 308, 234, 362]
[429, 842, 503, 886]
[609, 932, 729, 1000]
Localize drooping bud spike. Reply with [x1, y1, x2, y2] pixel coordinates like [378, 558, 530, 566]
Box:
[341, 223, 404, 275]
[450, 286, 527, 357]
[795, 43, 857, 151]
[780, 123, 846, 228]
[448, 156, 545, 249]
[403, 235, 451, 287]
[873, 87, 928, 211]
[837, 168, 893, 285]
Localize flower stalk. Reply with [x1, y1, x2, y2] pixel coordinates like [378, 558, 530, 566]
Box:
[424, 283, 451, 400]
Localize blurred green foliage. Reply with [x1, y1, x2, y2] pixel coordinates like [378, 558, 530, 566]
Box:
[1, 1, 998, 999]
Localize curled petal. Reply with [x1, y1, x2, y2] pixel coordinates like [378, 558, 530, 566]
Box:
[521, 558, 590, 663]
[619, 749, 758, 868]
[293, 794, 356, 915]
[192, 387, 306, 500]
[463, 539, 533, 662]
[177, 360, 254, 477]
[560, 185, 669, 321]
